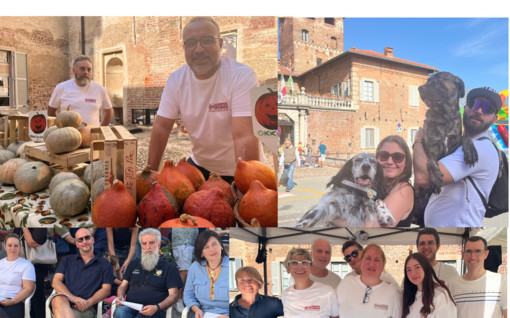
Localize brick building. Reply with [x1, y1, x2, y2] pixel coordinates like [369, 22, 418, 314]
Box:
[1, 16, 277, 125]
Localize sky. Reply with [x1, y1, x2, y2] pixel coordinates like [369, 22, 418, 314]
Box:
[343, 18, 508, 95]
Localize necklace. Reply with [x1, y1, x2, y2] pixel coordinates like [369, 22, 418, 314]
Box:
[207, 261, 222, 278]
[206, 261, 222, 300]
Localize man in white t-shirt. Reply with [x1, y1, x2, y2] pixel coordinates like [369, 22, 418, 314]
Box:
[416, 228, 459, 284]
[148, 17, 259, 182]
[414, 87, 502, 226]
[447, 236, 507, 318]
[309, 238, 341, 289]
[48, 55, 113, 127]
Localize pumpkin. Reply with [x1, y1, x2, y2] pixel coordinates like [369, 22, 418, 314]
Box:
[136, 165, 160, 203]
[92, 180, 137, 227]
[30, 114, 47, 134]
[157, 160, 195, 208]
[7, 141, 26, 156]
[175, 158, 205, 190]
[50, 179, 90, 217]
[92, 177, 105, 202]
[238, 180, 277, 227]
[43, 126, 58, 142]
[137, 182, 179, 227]
[183, 188, 235, 227]
[159, 214, 215, 228]
[84, 161, 105, 188]
[13, 161, 52, 194]
[254, 88, 278, 130]
[234, 159, 277, 194]
[45, 127, 82, 154]
[0, 158, 29, 184]
[198, 172, 235, 207]
[48, 172, 80, 195]
[0, 150, 15, 164]
[77, 123, 98, 148]
[55, 107, 82, 128]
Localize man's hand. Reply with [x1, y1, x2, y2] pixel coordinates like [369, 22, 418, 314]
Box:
[139, 305, 158, 316]
[114, 296, 126, 307]
[71, 296, 89, 312]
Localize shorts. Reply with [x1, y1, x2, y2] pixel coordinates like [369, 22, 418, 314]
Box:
[172, 244, 194, 271]
[319, 154, 326, 162]
[47, 293, 96, 318]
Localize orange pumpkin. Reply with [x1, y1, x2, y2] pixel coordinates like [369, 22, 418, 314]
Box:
[136, 165, 160, 203]
[157, 160, 195, 208]
[0, 158, 29, 185]
[198, 172, 235, 207]
[254, 88, 277, 130]
[238, 180, 277, 227]
[234, 159, 277, 194]
[159, 214, 215, 228]
[183, 188, 235, 227]
[175, 158, 205, 190]
[77, 123, 98, 148]
[92, 180, 137, 227]
[137, 182, 179, 227]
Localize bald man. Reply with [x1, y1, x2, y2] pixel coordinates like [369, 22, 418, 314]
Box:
[310, 238, 341, 289]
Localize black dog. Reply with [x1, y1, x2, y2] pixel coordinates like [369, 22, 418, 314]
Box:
[295, 153, 394, 227]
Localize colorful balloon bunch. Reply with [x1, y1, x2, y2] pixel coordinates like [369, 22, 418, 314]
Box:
[489, 89, 508, 150]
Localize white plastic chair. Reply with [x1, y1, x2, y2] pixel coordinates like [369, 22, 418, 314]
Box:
[45, 290, 103, 318]
[23, 288, 36, 318]
[111, 301, 173, 317]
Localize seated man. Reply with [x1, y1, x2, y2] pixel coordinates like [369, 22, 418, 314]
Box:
[114, 229, 183, 318]
[50, 228, 114, 318]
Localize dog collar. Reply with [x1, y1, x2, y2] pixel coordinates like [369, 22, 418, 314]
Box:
[341, 180, 377, 200]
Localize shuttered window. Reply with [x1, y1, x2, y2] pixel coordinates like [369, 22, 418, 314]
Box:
[409, 85, 419, 107]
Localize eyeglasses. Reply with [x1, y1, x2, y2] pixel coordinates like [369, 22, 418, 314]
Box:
[363, 286, 372, 304]
[464, 249, 485, 256]
[76, 235, 92, 243]
[376, 151, 406, 164]
[288, 260, 312, 268]
[183, 36, 220, 51]
[344, 249, 359, 262]
[468, 98, 498, 115]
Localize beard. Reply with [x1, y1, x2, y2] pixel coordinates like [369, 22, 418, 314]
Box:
[463, 111, 494, 136]
[141, 249, 160, 271]
[75, 75, 90, 86]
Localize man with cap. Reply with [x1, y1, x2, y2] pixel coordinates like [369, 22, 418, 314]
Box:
[414, 86, 503, 226]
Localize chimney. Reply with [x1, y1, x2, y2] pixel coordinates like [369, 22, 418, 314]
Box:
[384, 47, 393, 57]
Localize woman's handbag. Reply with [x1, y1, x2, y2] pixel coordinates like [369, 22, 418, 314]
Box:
[24, 235, 57, 265]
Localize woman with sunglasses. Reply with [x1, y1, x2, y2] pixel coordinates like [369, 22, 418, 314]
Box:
[375, 135, 414, 226]
[402, 253, 456, 318]
[337, 244, 402, 318]
[281, 248, 339, 318]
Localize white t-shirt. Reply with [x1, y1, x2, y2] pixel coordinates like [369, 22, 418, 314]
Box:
[310, 270, 342, 289]
[425, 134, 498, 227]
[157, 56, 258, 176]
[282, 281, 339, 318]
[337, 275, 402, 318]
[433, 262, 459, 284]
[405, 286, 457, 318]
[447, 271, 507, 318]
[0, 257, 36, 298]
[49, 79, 112, 126]
[345, 270, 401, 291]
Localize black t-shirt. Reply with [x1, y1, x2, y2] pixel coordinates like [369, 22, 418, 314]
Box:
[123, 256, 183, 305]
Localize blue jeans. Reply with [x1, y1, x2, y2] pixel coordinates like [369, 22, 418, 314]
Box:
[113, 305, 165, 318]
[284, 162, 296, 190]
[308, 155, 313, 166]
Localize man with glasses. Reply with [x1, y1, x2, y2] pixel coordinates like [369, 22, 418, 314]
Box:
[416, 228, 459, 284]
[50, 228, 114, 318]
[414, 87, 503, 226]
[447, 236, 507, 318]
[114, 229, 182, 318]
[148, 16, 260, 183]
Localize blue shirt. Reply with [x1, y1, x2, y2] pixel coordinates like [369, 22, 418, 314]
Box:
[56, 253, 114, 299]
[230, 294, 284, 318]
[183, 256, 229, 316]
[318, 144, 327, 155]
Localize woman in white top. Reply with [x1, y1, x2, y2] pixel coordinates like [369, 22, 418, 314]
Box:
[402, 253, 456, 318]
[281, 248, 339, 318]
[0, 233, 36, 318]
[337, 244, 402, 318]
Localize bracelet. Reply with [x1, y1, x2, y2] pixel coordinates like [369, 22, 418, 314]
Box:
[156, 304, 161, 311]
[414, 138, 423, 142]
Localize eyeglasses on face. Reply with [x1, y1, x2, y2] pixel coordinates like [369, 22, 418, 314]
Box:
[288, 260, 312, 268]
[468, 98, 498, 115]
[464, 249, 485, 256]
[76, 235, 92, 243]
[376, 151, 405, 164]
[183, 35, 220, 51]
[363, 286, 372, 304]
[344, 249, 359, 262]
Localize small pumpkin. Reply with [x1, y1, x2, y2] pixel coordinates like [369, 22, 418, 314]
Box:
[7, 141, 26, 156]
[136, 165, 160, 203]
[13, 161, 52, 194]
[159, 214, 215, 228]
[0, 158, 29, 184]
[77, 123, 98, 148]
[254, 88, 278, 130]
[238, 180, 277, 227]
[55, 107, 82, 128]
[175, 158, 205, 190]
[48, 172, 80, 195]
[183, 188, 235, 227]
[198, 172, 235, 207]
[45, 127, 82, 154]
[50, 179, 90, 217]
[157, 160, 195, 208]
[234, 159, 277, 194]
[0, 150, 15, 164]
[137, 182, 179, 227]
[92, 180, 137, 227]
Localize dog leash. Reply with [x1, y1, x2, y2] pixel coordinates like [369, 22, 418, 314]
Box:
[341, 180, 377, 200]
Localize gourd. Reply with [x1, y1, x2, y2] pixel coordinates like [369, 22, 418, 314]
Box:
[238, 180, 277, 227]
[48, 172, 80, 195]
[234, 159, 277, 194]
[0, 158, 29, 184]
[157, 160, 195, 208]
[159, 214, 215, 228]
[92, 180, 137, 227]
[175, 158, 205, 190]
[55, 107, 82, 128]
[137, 182, 179, 227]
[183, 188, 235, 227]
[198, 173, 235, 207]
[13, 161, 52, 194]
[136, 165, 160, 203]
[50, 179, 90, 217]
[45, 127, 82, 154]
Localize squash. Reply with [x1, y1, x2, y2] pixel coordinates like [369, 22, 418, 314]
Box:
[136, 165, 160, 203]
[48, 172, 80, 195]
[0, 158, 29, 184]
[234, 159, 277, 194]
[198, 172, 235, 207]
[84, 161, 105, 188]
[137, 182, 179, 227]
[157, 160, 195, 208]
[175, 158, 205, 190]
[13, 161, 52, 194]
[77, 123, 98, 148]
[43, 126, 58, 142]
[159, 214, 215, 228]
[92, 180, 137, 227]
[55, 107, 82, 128]
[238, 180, 277, 227]
[183, 188, 235, 227]
[0, 150, 15, 164]
[45, 127, 82, 154]
[50, 179, 90, 217]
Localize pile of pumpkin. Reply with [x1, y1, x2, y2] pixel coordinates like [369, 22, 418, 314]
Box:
[91, 158, 278, 228]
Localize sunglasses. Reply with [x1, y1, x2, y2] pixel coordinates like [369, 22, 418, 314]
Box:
[288, 260, 312, 268]
[363, 286, 372, 304]
[468, 98, 498, 115]
[76, 235, 92, 243]
[344, 249, 359, 262]
[376, 151, 405, 164]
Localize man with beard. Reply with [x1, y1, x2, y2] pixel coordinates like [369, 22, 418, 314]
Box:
[148, 16, 260, 182]
[50, 228, 114, 318]
[114, 229, 182, 318]
[414, 87, 502, 226]
[48, 55, 113, 126]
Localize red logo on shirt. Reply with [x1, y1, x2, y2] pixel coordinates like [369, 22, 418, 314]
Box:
[209, 102, 229, 112]
[374, 304, 388, 310]
[85, 98, 96, 103]
[304, 305, 320, 311]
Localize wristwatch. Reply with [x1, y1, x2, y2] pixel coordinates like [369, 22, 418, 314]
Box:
[156, 304, 161, 311]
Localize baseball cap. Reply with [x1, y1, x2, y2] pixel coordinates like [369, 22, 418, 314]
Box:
[466, 87, 503, 111]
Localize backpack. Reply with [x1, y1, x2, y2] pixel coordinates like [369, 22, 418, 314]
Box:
[467, 137, 508, 218]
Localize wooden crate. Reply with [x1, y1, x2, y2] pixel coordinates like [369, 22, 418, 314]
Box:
[90, 126, 137, 203]
[24, 142, 100, 172]
[0, 115, 30, 148]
